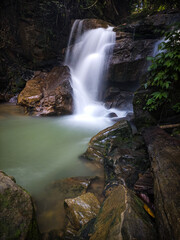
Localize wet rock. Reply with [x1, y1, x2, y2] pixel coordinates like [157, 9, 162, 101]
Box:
[143, 127, 180, 240]
[51, 176, 92, 196]
[107, 12, 180, 95]
[0, 171, 40, 240]
[83, 120, 150, 189]
[9, 94, 18, 104]
[134, 169, 154, 212]
[89, 185, 156, 240]
[104, 87, 134, 111]
[36, 177, 93, 234]
[134, 168, 154, 196]
[83, 120, 131, 163]
[64, 193, 100, 237]
[109, 38, 155, 85]
[106, 112, 118, 118]
[18, 66, 73, 116]
[36, 176, 104, 238]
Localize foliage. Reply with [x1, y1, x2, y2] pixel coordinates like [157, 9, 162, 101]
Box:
[131, 0, 180, 12]
[145, 24, 180, 112]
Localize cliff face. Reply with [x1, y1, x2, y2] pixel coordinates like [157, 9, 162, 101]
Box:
[0, 0, 128, 96]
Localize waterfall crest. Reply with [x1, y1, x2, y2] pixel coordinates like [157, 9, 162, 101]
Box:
[64, 20, 127, 121]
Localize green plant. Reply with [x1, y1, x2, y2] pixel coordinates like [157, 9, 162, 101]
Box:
[145, 24, 180, 112]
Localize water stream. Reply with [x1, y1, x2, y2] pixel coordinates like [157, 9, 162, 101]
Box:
[0, 104, 106, 232]
[65, 19, 127, 119]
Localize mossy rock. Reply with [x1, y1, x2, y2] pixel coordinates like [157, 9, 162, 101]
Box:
[89, 185, 156, 240]
[0, 171, 40, 240]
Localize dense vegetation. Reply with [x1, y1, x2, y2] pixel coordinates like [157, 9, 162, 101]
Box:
[131, 0, 180, 12]
[145, 25, 180, 114]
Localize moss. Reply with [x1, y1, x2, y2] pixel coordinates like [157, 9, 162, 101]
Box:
[26, 215, 41, 240]
[14, 229, 21, 238]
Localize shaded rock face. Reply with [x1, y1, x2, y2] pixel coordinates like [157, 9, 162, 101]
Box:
[105, 12, 180, 110]
[18, 66, 73, 116]
[88, 185, 156, 240]
[143, 127, 180, 240]
[110, 38, 155, 85]
[0, 0, 128, 96]
[83, 120, 150, 189]
[133, 87, 157, 130]
[0, 171, 40, 240]
[64, 192, 100, 237]
[120, 12, 180, 40]
[104, 87, 134, 111]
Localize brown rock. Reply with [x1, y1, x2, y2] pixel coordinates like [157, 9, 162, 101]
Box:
[89, 185, 156, 240]
[18, 72, 47, 107]
[143, 127, 180, 240]
[134, 169, 154, 195]
[18, 66, 73, 116]
[64, 192, 100, 231]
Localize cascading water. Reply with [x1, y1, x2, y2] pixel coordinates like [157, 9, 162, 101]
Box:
[65, 20, 127, 121]
[152, 38, 165, 57]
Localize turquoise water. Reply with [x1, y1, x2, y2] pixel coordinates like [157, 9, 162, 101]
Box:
[0, 104, 107, 194]
[0, 103, 111, 232]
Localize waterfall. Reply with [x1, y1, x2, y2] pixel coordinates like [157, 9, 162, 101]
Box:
[152, 38, 165, 57]
[65, 20, 127, 120]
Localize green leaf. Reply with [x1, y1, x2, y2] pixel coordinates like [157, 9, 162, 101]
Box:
[147, 56, 154, 61]
[164, 60, 171, 67]
[144, 83, 148, 89]
[146, 98, 154, 105]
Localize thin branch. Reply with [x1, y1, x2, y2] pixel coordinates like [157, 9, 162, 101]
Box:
[159, 123, 180, 129]
[81, 0, 98, 10]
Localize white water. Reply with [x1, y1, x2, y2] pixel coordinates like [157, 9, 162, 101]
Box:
[152, 38, 165, 57]
[65, 20, 128, 122]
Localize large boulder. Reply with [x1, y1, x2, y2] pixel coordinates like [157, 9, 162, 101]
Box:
[0, 171, 40, 240]
[82, 120, 150, 189]
[88, 185, 156, 240]
[18, 66, 73, 116]
[143, 127, 180, 240]
[82, 120, 131, 163]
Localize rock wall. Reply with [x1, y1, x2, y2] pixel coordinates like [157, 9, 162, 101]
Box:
[105, 12, 180, 110]
[144, 127, 180, 240]
[0, 0, 129, 96]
